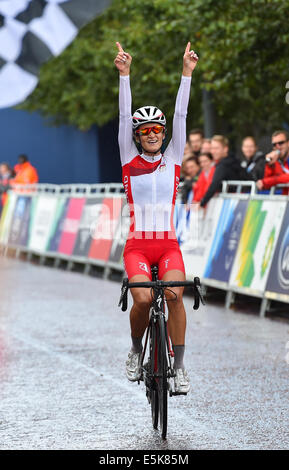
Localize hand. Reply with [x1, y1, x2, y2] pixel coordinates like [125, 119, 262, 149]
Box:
[265, 149, 280, 165]
[114, 42, 132, 76]
[183, 42, 199, 77]
[256, 180, 264, 190]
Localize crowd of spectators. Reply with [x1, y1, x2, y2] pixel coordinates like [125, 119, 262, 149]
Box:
[180, 128, 289, 207]
[1, 132, 288, 214]
[0, 154, 38, 210]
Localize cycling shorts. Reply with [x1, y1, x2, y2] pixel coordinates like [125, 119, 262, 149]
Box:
[123, 235, 185, 280]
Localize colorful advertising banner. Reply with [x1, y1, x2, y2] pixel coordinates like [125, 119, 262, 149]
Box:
[58, 197, 86, 256]
[203, 199, 248, 283]
[8, 195, 32, 247]
[73, 197, 103, 258]
[174, 201, 192, 247]
[0, 192, 18, 245]
[0, 197, 10, 242]
[229, 199, 286, 293]
[88, 197, 123, 262]
[47, 197, 70, 252]
[265, 202, 289, 300]
[28, 196, 59, 253]
[180, 197, 224, 278]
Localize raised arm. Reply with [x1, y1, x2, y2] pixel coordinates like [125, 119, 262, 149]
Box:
[114, 42, 137, 166]
[166, 43, 199, 164]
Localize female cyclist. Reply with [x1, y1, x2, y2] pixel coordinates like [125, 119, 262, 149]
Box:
[114, 41, 198, 394]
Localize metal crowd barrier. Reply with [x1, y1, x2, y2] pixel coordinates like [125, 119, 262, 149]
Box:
[11, 182, 124, 195]
[204, 181, 289, 317]
[1, 181, 289, 318]
[0, 183, 125, 278]
[221, 180, 257, 195]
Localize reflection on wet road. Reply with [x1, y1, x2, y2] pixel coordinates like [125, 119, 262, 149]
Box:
[0, 257, 288, 449]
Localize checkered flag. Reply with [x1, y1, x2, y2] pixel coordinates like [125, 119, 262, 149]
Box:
[0, 0, 111, 108]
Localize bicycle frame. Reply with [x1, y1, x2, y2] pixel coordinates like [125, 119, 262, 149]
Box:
[118, 267, 205, 439]
[139, 268, 175, 388]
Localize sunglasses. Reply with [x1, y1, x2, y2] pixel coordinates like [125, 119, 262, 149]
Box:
[135, 125, 164, 136]
[272, 140, 287, 147]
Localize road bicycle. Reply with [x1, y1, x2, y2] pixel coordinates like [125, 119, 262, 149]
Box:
[118, 266, 205, 439]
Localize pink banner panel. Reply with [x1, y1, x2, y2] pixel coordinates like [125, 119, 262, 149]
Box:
[58, 197, 86, 255]
[88, 197, 123, 262]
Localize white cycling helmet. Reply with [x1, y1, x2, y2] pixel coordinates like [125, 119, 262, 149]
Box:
[132, 106, 166, 131]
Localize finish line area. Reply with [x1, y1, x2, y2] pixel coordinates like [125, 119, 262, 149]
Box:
[0, 257, 288, 450]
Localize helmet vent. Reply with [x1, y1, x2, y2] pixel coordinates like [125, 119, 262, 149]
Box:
[132, 105, 166, 130]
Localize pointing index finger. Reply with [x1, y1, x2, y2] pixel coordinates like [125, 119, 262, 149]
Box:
[185, 42, 191, 54]
[116, 42, 124, 52]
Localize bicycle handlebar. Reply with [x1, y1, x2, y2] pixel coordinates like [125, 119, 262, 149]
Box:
[118, 277, 205, 312]
[125, 280, 197, 288]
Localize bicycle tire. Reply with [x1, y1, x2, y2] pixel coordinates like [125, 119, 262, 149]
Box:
[156, 314, 168, 439]
[150, 320, 159, 430]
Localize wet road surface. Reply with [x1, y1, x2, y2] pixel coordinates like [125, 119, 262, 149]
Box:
[0, 257, 288, 450]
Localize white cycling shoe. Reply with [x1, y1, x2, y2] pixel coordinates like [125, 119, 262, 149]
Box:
[174, 368, 190, 395]
[125, 351, 141, 382]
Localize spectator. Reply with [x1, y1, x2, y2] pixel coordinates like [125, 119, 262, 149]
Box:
[12, 154, 39, 185]
[192, 152, 215, 202]
[239, 136, 265, 181]
[182, 141, 193, 161]
[0, 162, 14, 183]
[256, 130, 289, 194]
[200, 138, 211, 155]
[199, 135, 240, 207]
[0, 162, 14, 206]
[180, 156, 200, 204]
[188, 128, 203, 158]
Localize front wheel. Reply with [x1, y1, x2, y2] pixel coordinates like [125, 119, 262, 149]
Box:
[156, 315, 168, 439]
[151, 388, 159, 430]
[150, 320, 159, 429]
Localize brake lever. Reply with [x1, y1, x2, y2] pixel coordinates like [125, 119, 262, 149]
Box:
[193, 291, 200, 310]
[193, 277, 205, 310]
[118, 278, 128, 311]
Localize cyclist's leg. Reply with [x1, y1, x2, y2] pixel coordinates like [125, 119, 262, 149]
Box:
[129, 274, 152, 341]
[124, 250, 152, 340]
[161, 269, 186, 346]
[159, 250, 190, 393]
[158, 245, 186, 347]
[123, 249, 152, 381]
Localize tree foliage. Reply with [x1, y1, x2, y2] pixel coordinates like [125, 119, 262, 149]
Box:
[20, 0, 289, 137]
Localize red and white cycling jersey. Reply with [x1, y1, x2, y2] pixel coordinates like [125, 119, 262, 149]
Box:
[119, 75, 192, 238]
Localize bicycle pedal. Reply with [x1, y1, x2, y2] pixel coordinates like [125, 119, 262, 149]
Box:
[168, 369, 176, 378]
